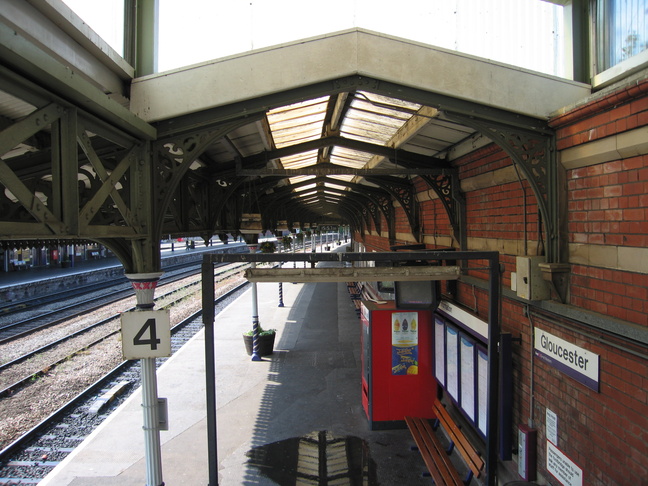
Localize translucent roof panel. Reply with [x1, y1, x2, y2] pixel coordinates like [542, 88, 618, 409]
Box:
[280, 149, 319, 169]
[266, 97, 328, 148]
[293, 182, 317, 192]
[340, 92, 420, 145]
[330, 146, 373, 168]
[323, 181, 349, 191]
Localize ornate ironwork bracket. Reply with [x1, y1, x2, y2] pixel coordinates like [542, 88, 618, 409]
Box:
[152, 119, 254, 237]
[447, 113, 558, 262]
[418, 170, 466, 249]
[366, 176, 420, 242]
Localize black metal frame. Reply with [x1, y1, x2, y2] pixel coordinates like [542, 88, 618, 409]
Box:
[202, 250, 500, 486]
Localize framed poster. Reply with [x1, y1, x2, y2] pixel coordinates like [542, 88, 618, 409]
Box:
[391, 312, 419, 375]
[434, 316, 445, 385]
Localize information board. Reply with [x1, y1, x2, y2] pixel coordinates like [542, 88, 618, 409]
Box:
[446, 326, 459, 401]
[434, 316, 445, 385]
[460, 336, 476, 421]
[477, 347, 488, 435]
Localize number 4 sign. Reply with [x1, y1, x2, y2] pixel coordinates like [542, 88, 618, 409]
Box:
[121, 310, 172, 359]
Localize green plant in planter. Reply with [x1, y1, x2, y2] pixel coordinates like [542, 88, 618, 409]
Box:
[243, 326, 277, 356]
[243, 326, 276, 337]
[282, 235, 292, 249]
[259, 241, 276, 253]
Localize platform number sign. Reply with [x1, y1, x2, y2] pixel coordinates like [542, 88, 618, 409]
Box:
[121, 310, 171, 359]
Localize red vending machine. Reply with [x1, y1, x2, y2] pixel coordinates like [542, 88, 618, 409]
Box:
[360, 300, 437, 429]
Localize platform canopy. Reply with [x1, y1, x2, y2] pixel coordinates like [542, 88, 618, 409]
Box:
[0, 8, 589, 265]
[128, 30, 588, 234]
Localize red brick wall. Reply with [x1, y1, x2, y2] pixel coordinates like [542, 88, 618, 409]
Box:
[557, 84, 648, 327]
[567, 157, 648, 248]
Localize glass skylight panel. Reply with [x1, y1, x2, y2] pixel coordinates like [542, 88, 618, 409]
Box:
[288, 175, 315, 186]
[330, 146, 373, 168]
[341, 92, 421, 146]
[280, 149, 318, 169]
[327, 174, 355, 184]
[266, 97, 328, 149]
[272, 124, 322, 146]
[323, 181, 348, 191]
[293, 182, 317, 192]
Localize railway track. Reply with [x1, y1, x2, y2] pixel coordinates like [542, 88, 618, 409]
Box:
[0, 262, 208, 344]
[0, 259, 199, 318]
[0, 279, 250, 485]
[0, 263, 246, 397]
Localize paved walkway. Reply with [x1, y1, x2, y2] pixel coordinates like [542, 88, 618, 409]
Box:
[39, 258, 431, 485]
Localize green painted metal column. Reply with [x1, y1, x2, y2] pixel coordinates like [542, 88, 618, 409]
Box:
[128, 0, 158, 76]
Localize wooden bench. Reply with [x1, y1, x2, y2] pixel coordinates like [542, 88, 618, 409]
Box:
[406, 400, 484, 485]
[346, 282, 362, 317]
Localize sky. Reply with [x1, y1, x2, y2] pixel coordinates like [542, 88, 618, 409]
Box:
[62, 0, 564, 77]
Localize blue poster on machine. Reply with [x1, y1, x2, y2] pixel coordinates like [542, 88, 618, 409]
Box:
[391, 312, 419, 375]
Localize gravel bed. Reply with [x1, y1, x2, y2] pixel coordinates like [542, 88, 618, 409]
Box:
[0, 272, 245, 451]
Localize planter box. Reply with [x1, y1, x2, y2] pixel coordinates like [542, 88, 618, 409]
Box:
[243, 333, 275, 356]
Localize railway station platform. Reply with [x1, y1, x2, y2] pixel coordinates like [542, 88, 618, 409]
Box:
[37, 248, 434, 485]
[0, 242, 244, 290]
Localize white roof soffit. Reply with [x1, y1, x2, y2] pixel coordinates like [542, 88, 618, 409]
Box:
[131, 28, 591, 123]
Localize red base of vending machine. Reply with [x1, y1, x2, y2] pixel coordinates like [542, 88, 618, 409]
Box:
[360, 300, 437, 429]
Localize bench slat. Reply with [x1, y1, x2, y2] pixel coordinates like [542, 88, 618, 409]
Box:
[406, 416, 463, 486]
[432, 400, 484, 477]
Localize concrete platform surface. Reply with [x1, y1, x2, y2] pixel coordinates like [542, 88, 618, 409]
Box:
[39, 259, 430, 485]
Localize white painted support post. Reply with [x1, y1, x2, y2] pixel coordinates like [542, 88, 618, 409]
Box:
[248, 245, 262, 361]
[125, 272, 164, 486]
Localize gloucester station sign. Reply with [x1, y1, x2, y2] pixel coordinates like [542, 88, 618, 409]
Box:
[534, 328, 600, 392]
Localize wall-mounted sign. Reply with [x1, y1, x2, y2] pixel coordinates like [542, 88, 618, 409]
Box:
[121, 310, 171, 359]
[546, 408, 558, 445]
[534, 328, 599, 392]
[547, 441, 583, 486]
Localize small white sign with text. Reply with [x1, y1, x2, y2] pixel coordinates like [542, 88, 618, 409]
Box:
[546, 408, 558, 445]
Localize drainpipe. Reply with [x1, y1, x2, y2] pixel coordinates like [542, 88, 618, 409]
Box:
[527, 306, 536, 428]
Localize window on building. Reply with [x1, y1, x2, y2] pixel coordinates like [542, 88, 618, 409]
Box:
[593, 0, 648, 74]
